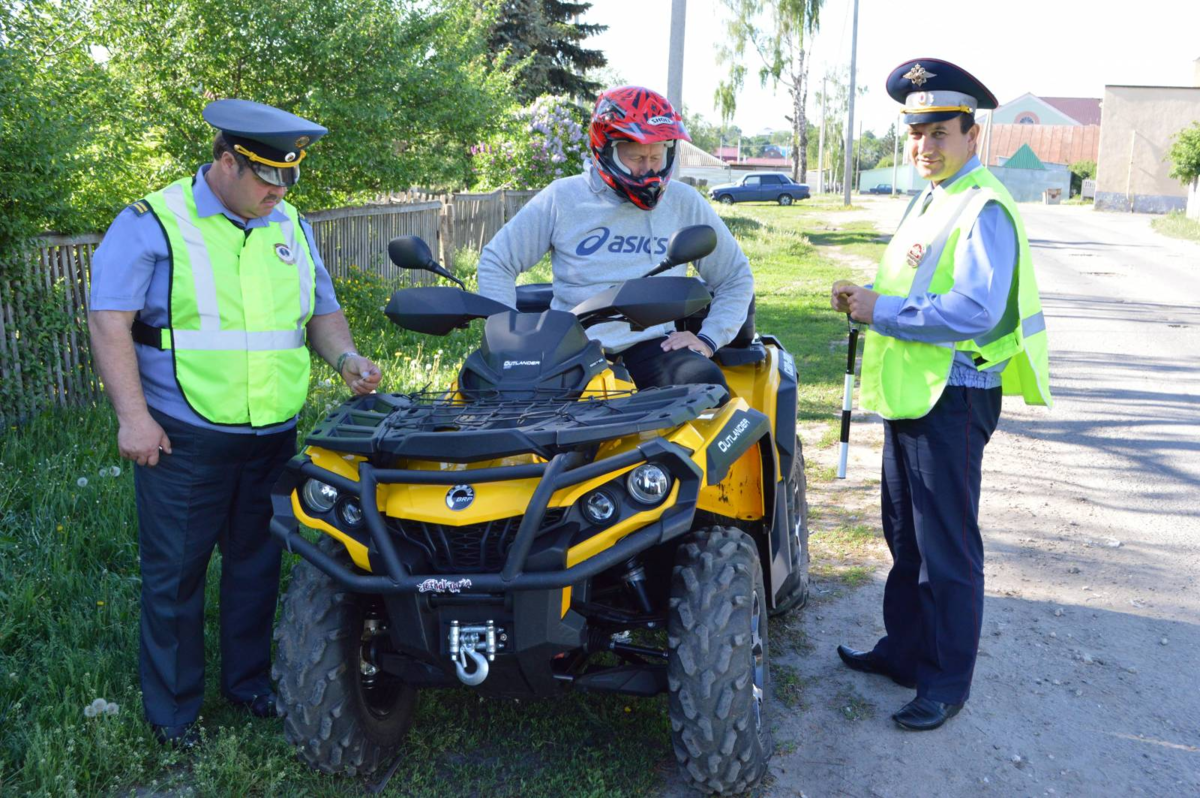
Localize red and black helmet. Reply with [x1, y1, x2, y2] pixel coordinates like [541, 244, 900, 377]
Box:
[589, 86, 691, 210]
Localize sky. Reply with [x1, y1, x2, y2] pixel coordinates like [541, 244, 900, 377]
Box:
[581, 0, 1200, 137]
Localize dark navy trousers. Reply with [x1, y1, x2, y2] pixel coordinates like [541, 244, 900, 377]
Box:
[134, 408, 295, 727]
[872, 385, 1002, 705]
[618, 336, 730, 401]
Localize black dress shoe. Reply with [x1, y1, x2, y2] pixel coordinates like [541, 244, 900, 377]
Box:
[836, 645, 917, 689]
[892, 696, 963, 731]
[230, 691, 281, 719]
[152, 722, 201, 748]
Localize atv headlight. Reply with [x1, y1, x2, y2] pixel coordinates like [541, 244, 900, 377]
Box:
[302, 479, 338, 513]
[338, 498, 364, 528]
[627, 464, 672, 505]
[583, 490, 616, 524]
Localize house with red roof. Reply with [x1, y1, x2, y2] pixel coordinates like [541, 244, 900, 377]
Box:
[982, 93, 1101, 170]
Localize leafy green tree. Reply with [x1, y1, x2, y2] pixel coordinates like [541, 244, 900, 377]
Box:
[1166, 122, 1200, 185]
[1068, 159, 1096, 197]
[1, 0, 135, 248]
[715, 0, 823, 181]
[682, 108, 723, 155]
[489, 0, 606, 104]
[92, 0, 514, 210]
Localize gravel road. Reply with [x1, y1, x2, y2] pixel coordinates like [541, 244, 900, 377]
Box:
[755, 198, 1200, 797]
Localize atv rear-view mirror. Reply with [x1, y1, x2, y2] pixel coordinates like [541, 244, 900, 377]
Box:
[646, 225, 718, 276]
[387, 236, 464, 289]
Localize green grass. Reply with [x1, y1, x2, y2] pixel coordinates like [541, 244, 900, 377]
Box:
[771, 663, 807, 710]
[1151, 210, 1200, 242]
[0, 200, 870, 796]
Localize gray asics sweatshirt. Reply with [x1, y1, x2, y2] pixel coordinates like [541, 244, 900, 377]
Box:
[476, 163, 754, 354]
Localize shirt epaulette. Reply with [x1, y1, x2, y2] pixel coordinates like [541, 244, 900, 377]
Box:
[128, 199, 152, 217]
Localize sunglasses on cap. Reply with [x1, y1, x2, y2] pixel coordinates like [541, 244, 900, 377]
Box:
[232, 143, 302, 187]
[247, 160, 300, 187]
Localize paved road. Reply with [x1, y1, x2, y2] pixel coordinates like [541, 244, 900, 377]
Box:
[756, 200, 1200, 797]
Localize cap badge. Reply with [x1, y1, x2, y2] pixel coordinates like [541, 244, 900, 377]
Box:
[294, 135, 311, 148]
[275, 243, 297, 264]
[285, 152, 297, 162]
[903, 64, 936, 87]
[906, 243, 925, 269]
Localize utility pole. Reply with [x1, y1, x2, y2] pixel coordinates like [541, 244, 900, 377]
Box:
[667, 0, 687, 112]
[842, 0, 859, 206]
[818, 75, 827, 194]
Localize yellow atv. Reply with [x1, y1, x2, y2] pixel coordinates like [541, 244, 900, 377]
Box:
[269, 226, 809, 795]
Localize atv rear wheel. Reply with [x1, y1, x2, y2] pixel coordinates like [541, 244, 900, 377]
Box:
[770, 437, 810, 617]
[273, 536, 416, 778]
[668, 527, 772, 794]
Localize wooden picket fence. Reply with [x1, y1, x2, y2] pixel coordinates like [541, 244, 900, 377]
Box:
[0, 189, 541, 425]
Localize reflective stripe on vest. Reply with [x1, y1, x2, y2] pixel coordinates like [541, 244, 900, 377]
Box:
[142, 177, 317, 427]
[859, 167, 1052, 420]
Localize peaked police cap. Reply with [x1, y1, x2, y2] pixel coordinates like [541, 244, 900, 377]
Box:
[886, 58, 998, 125]
[202, 98, 327, 169]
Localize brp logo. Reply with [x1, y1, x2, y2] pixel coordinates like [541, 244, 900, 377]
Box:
[446, 484, 475, 511]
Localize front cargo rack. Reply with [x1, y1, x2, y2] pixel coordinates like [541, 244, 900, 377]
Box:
[305, 385, 724, 462]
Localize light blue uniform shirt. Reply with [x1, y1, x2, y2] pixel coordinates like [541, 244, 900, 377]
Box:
[870, 156, 1016, 389]
[89, 164, 340, 434]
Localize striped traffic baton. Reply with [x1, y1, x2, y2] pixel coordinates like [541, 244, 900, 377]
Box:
[837, 317, 859, 479]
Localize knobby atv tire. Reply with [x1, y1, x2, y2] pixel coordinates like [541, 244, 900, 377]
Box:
[668, 527, 772, 794]
[272, 536, 416, 778]
[770, 436, 810, 617]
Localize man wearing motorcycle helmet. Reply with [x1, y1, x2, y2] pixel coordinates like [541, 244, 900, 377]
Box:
[477, 86, 753, 398]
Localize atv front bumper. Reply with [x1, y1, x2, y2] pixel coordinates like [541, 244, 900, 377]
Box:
[269, 437, 702, 594]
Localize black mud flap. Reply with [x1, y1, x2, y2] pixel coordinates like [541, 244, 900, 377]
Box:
[705, 407, 770, 485]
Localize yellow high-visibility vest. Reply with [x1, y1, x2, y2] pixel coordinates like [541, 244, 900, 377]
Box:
[142, 177, 316, 427]
[859, 166, 1052, 420]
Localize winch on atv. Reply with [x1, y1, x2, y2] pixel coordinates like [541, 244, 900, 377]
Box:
[268, 226, 809, 795]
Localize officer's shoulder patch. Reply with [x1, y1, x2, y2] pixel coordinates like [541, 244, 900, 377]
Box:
[128, 199, 152, 217]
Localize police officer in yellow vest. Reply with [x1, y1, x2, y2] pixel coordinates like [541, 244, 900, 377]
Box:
[88, 100, 382, 747]
[831, 60, 1051, 731]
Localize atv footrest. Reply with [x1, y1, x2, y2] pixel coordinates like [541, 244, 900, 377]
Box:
[569, 665, 668, 697]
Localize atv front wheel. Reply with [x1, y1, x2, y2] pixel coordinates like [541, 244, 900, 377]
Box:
[668, 527, 772, 794]
[770, 437, 810, 616]
[273, 536, 416, 778]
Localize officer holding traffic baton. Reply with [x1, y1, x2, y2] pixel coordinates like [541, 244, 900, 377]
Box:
[829, 58, 1052, 732]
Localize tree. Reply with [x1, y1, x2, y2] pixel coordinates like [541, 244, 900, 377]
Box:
[1166, 122, 1200, 186]
[1, 0, 136, 246]
[714, 0, 823, 182]
[1068, 159, 1096, 197]
[682, 108, 722, 155]
[489, 0, 607, 104]
[91, 0, 513, 210]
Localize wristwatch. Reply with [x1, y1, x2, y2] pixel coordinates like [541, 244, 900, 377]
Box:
[335, 351, 360, 373]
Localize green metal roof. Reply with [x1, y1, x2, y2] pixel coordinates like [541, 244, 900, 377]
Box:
[1003, 143, 1047, 171]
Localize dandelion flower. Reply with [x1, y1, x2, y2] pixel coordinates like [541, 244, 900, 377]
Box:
[99, 467, 108, 477]
[110, 466, 121, 477]
[84, 705, 98, 718]
[105, 703, 120, 716]
[77, 477, 88, 488]
[91, 698, 108, 712]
